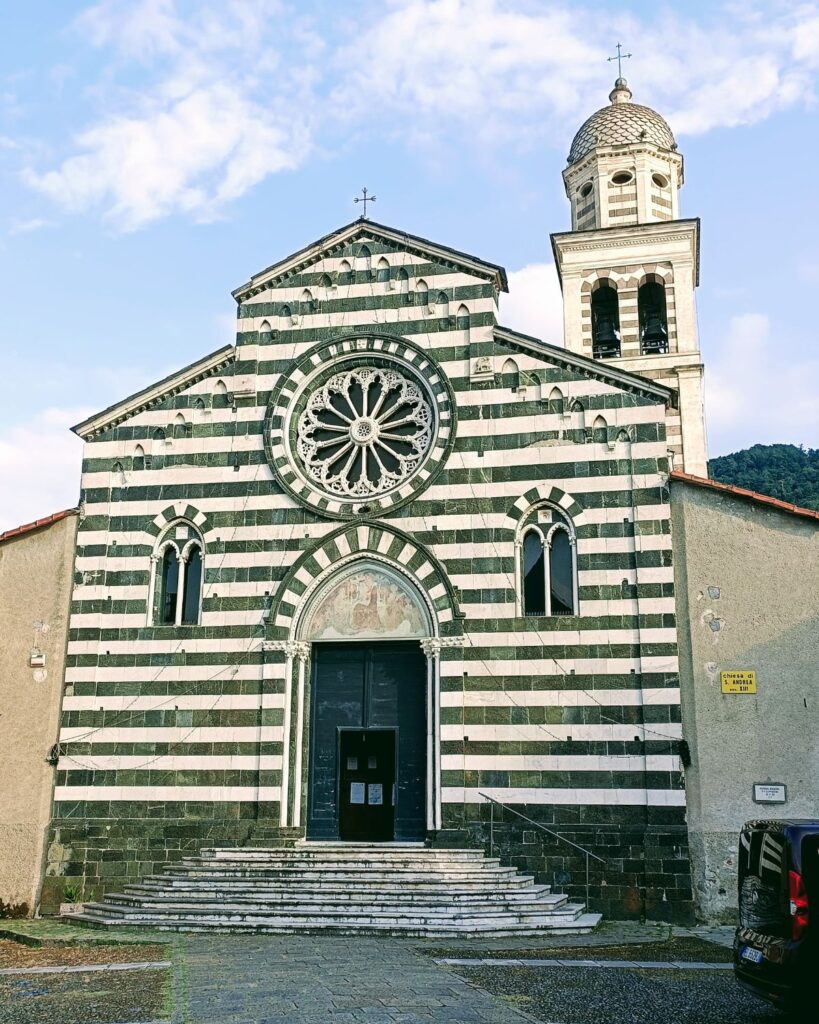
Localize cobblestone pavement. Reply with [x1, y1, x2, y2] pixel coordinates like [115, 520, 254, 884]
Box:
[179, 934, 537, 1023]
[448, 962, 793, 1024]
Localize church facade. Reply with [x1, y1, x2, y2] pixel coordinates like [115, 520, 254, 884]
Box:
[43, 80, 706, 923]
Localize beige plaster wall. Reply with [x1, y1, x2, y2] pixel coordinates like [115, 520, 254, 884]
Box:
[671, 481, 819, 922]
[0, 512, 77, 913]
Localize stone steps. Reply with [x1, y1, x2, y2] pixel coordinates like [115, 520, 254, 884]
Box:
[122, 883, 554, 903]
[156, 869, 526, 884]
[63, 844, 602, 937]
[97, 891, 569, 914]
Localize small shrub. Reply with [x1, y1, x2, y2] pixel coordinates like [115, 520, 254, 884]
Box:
[62, 885, 82, 903]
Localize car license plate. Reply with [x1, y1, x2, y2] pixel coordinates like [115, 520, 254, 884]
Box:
[740, 946, 764, 964]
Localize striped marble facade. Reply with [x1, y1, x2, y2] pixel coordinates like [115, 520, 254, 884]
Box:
[45, 220, 692, 920]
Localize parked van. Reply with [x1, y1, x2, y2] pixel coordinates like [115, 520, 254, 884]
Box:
[734, 819, 818, 1010]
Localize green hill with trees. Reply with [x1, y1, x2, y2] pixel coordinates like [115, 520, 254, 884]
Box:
[708, 444, 819, 510]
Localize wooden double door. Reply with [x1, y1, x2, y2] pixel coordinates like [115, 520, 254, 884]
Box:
[307, 642, 426, 842]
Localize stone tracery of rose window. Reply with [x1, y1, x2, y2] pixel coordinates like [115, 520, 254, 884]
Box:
[296, 366, 433, 497]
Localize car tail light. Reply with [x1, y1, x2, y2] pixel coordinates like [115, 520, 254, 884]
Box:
[789, 869, 809, 941]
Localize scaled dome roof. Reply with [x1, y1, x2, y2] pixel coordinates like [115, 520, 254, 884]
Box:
[568, 79, 677, 165]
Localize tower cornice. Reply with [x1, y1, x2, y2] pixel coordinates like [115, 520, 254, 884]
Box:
[550, 218, 700, 287]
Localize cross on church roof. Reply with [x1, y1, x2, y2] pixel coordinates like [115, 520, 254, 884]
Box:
[606, 42, 632, 78]
[354, 187, 376, 219]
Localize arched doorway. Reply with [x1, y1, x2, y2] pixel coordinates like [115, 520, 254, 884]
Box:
[299, 562, 432, 842]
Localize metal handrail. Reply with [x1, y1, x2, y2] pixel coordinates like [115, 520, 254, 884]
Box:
[479, 792, 605, 912]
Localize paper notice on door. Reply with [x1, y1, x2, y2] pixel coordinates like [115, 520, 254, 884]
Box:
[367, 756, 377, 769]
[346, 757, 358, 770]
[350, 782, 365, 804]
[368, 783, 383, 805]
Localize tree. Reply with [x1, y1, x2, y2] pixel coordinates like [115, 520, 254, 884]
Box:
[709, 444, 819, 511]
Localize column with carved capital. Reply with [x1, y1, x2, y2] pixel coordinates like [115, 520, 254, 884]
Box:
[419, 636, 465, 831]
[289, 642, 311, 828]
[146, 554, 159, 625]
[261, 640, 309, 828]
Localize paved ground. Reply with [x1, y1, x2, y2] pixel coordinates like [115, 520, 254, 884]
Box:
[449, 961, 792, 1024]
[180, 934, 534, 1023]
[0, 923, 801, 1024]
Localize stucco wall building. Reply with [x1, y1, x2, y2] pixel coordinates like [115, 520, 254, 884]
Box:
[0, 509, 78, 915]
[671, 472, 819, 922]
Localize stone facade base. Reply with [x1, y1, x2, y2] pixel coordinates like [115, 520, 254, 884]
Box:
[43, 804, 694, 925]
[41, 816, 256, 915]
[433, 804, 695, 925]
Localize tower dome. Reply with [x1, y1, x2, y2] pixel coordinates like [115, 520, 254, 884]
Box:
[562, 78, 683, 232]
[567, 79, 677, 165]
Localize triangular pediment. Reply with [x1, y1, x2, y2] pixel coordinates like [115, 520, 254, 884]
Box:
[494, 325, 673, 401]
[72, 344, 235, 439]
[232, 219, 508, 302]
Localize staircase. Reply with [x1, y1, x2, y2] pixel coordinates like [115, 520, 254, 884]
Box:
[64, 843, 601, 937]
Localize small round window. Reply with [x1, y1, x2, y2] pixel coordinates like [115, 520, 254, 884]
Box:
[611, 171, 634, 186]
[652, 172, 669, 188]
[579, 182, 593, 198]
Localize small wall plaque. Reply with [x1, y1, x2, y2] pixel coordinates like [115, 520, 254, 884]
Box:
[753, 783, 787, 804]
[721, 670, 757, 694]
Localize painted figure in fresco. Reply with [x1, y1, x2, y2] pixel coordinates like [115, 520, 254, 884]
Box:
[307, 568, 425, 639]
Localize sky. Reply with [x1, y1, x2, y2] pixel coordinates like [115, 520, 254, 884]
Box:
[1, 0, 818, 531]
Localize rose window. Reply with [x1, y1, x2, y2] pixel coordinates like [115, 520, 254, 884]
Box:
[296, 366, 433, 497]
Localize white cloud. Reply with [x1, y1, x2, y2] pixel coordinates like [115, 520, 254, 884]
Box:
[25, 0, 313, 229]
[798, 261, 819, 284]
[337, 1, 819, 144]
[0, 408, 90, 533]
[705, 313, 819, 456]
[500, 263, 564, 346]
[8, 217, 54, 235]
[20, 1, 819, 229]
[26, 84, 308, 230]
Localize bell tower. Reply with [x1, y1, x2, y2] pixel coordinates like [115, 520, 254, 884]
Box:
[551, 77, 707, 476]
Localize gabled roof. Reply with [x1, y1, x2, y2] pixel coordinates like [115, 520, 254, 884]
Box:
[232, 219, 509, 302]
[0, 507, 79, 545]
[494, 325, 674, 401]
[671, 471, 819, 524]
[73, 344, 235, 440]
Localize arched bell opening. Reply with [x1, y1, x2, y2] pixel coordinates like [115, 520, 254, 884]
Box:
[638, 276, 669, 354]
[591, 280, 621, 358]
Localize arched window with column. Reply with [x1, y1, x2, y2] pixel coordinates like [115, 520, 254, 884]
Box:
[151, 522, 204, 626]
[638, 275, 669, 354]
[520, 510, 577, 616]
[591, 280, 621, 358]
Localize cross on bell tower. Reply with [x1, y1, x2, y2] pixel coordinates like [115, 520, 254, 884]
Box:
[606, 42, 632, 79]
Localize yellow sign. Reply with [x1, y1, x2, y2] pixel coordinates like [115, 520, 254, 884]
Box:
[721, 670, 757, 694]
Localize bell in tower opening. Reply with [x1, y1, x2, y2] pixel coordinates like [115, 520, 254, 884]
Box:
[638, 277, 669, 354]
[591, 281, 621, 359]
